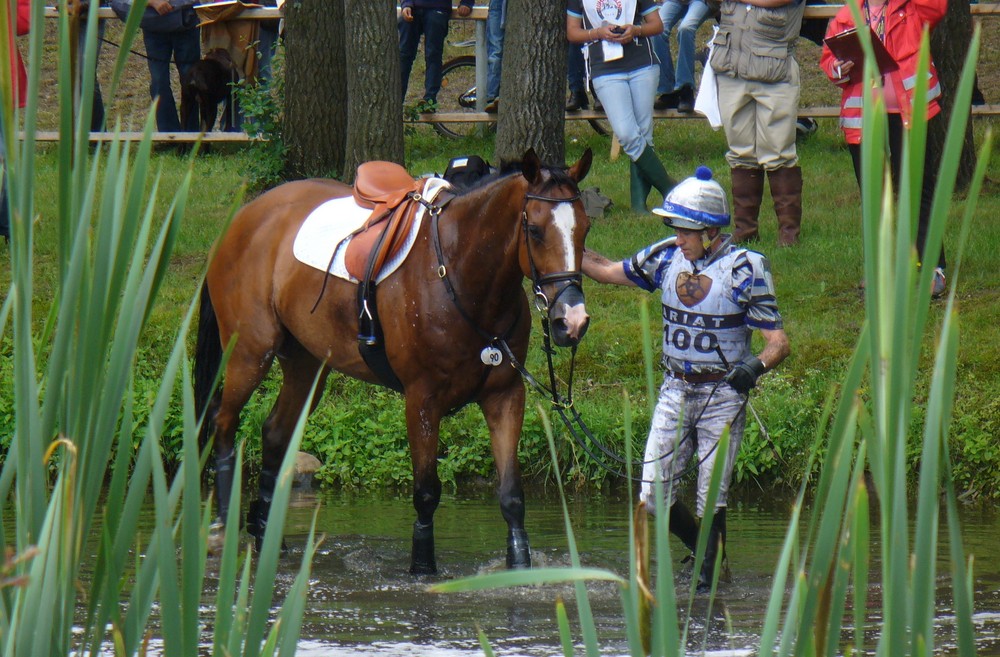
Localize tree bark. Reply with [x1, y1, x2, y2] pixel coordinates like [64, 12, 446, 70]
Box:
[494, 0, 566, 166]
[929, 0, 976, 190]
[343, 0, 404, 181]
[283, 0, 347, 180]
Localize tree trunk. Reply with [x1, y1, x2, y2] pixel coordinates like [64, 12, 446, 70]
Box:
[283, 0, 347, 179]
[929, 0, 976, 190]
[343, 0, 404, 181]
[494, 0, 566, 166]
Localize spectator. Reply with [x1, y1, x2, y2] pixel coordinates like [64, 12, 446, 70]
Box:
[566, 42, 601, 111]
[652, 0, 711, 113]
[708, 0, 805, 246]
[256, 0, 282, 84]
[2, 0, 31, 243]
[567, 0, 676, 212]
[142, 0, 201, 132]
[484, 0, 505, 112]
[819, 0, 948, 296]
[77, 1, 109, 131]
[399, 0, 473, 111]
[582, 166, 790, 592]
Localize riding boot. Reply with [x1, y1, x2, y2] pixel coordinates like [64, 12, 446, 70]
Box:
[246, 468, 286, 553]
[768, 165, 803, 246]
[668, 500, 700, 555]
[214, 450, 236, 524]
[697, 508, 727, 593]
[630, 160, 653, 212]
[730, 167, 765, 243]
[634, 146, 677, 203]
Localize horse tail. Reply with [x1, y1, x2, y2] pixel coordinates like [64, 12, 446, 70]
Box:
[194, 281, 222, 451]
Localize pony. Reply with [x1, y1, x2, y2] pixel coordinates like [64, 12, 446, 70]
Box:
[194, 149, 593, 573]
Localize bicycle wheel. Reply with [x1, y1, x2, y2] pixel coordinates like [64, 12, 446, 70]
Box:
[587, 117, 610, 137]
[434, 55, 483, 139]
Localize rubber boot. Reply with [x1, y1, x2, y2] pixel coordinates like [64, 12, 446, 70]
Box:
[730, 167, 765, 243]
[768, 166, 803, 246]
[634, 147, 677, 204]
[630, 160, 653, 212]
[669, 500, 700, 555]
[697, 507, 727, 593]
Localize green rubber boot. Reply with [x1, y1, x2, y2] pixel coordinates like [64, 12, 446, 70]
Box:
[630, 160, 653, 212]
[634, 147, 677, 203]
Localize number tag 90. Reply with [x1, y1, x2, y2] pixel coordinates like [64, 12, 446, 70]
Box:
[480, 346, 503, 366]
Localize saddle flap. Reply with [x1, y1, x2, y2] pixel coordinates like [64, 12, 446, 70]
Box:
[353, 161, 418, 210]
[344, 181, 427, 282]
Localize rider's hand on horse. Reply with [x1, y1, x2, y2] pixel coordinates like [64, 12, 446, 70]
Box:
[725, 357, 766, 396]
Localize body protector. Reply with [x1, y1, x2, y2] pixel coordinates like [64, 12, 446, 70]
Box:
[625, 242, 783, 374]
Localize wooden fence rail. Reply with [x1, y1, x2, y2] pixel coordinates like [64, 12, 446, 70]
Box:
[30, 3, 999, 143]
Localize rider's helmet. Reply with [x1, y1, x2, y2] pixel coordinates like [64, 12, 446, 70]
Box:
[652, 166, 730, 230]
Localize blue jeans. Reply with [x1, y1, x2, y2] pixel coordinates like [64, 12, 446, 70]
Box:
[656, 0, 711, 93]
[142, 27, 201, 132]
[591, 65, 659, 161]
[567, 42, 585, 94]
[485, 0, 506, 101]
[399, 8, 451, 102]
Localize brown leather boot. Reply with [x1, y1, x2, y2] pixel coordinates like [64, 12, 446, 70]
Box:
[730, 167, 765, 243]
[768, 166, 803, 246]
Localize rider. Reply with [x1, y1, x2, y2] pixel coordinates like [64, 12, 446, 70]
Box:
[582, 166, 790, 590]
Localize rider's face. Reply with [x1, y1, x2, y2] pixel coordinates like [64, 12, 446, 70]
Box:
[674, 228, 707, 261]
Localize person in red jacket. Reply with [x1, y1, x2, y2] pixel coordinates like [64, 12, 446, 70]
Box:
[1, 0, 31, 242]
[819, 0, 948, 297]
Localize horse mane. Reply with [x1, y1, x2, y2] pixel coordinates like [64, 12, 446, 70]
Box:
[454, 158, 577, 196]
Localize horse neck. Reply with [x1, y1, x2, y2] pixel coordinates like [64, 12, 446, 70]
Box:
[443, 179, 527, 288]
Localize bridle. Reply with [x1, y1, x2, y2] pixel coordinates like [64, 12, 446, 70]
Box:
[519, 190, 584, 316]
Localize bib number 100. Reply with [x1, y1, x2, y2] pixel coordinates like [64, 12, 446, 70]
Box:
[669, 327, 718, 353]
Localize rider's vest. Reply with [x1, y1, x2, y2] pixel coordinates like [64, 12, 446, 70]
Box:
[709, 0, 805, 84]
[660, 250, 751, 374]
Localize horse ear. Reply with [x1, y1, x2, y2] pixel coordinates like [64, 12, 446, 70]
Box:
[568, 148, 593, 183]
[521, 148, 542, 184]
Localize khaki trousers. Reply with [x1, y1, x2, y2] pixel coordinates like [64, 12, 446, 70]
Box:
[717, 69, 800, 171]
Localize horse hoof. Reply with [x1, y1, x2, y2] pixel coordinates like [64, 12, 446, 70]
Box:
[409, 561, 437, 576]
[207, 519, 226, 555]
[506, 528, 531, 569]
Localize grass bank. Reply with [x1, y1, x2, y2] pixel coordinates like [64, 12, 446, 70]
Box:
[2, 117, 997, 500]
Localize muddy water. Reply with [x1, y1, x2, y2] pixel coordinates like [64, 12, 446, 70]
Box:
[269, 489, 1000, 656]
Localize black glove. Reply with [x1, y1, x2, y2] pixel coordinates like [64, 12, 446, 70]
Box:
[725, 356, 766, 395]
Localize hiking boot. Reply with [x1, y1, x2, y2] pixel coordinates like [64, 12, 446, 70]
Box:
[566, 89, 589, 112]
[676, 85, 694, 113]
[654, 90, 679, 110]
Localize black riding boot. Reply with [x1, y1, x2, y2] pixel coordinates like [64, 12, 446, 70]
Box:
[697, 507, 727, 593]
[246, 469, 285, 552]
[668, 500, 700, 555]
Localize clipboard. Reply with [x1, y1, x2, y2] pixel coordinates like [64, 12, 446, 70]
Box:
[823, 26, 899, 74]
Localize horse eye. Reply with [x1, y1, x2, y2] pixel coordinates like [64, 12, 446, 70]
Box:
[526, 224, 544, 242]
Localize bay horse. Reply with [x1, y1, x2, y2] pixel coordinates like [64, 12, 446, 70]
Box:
[194, 148, 593, 573]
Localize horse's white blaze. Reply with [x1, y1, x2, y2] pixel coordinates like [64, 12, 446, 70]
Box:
[551, 203, 577, 271]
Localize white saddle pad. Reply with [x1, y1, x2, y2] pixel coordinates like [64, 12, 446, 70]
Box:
[293, 177, 451, 283]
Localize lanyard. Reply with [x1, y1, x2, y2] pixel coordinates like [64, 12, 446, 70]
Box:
[864, 0, 888, 40]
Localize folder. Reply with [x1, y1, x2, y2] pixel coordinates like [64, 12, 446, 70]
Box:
[823, 26, 899, 74]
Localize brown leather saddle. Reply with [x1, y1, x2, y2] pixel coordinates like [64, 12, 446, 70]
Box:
[345, 161, 426, 282]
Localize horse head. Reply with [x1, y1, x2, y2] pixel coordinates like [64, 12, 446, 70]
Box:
[518, 148, 593, 348]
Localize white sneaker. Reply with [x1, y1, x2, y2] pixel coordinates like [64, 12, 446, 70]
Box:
[931, 267, 946, 298]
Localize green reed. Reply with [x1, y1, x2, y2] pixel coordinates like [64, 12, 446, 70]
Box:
[0, 2, 315, 655]
[433, 24, 989, 657]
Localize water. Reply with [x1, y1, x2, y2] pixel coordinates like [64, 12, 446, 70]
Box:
[256, 488, 1000, 656]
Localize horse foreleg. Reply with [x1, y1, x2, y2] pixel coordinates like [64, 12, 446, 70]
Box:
[405, 394, 443, 575]
[480, 384, 531, 569]
[247, 344, 330, 551]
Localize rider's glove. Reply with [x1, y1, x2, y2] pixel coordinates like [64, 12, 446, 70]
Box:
[724, 356, 766, 396]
